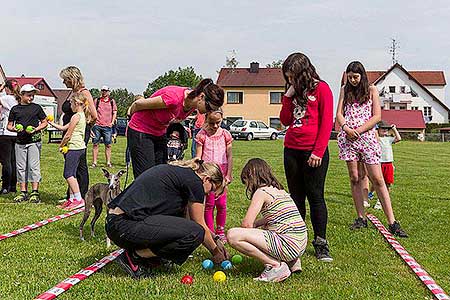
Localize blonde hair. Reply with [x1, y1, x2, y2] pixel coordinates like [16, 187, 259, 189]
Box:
[60, 66, 85, 91]
[71, 92, 92, 123]
[169, 158, 226, 196]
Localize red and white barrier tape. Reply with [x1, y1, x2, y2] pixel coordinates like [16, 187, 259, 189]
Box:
[35, 248, 124, 300]
[367, 214, 449, 300]
[0, 208, 84, 241]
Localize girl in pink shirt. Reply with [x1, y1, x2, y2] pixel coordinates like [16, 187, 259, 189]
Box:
[127, 79, 224, 179]
[195, 109, 233, 242]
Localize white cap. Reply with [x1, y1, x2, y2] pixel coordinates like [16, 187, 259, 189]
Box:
[20, 84, 39, 93]
[101, 85, 109, 91]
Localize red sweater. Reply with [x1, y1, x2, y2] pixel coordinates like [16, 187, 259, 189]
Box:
[279, 81, 333, 158]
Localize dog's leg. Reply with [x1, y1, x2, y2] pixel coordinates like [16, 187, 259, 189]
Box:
[91, 199, 103, 238]
[80, 201, 92, 241]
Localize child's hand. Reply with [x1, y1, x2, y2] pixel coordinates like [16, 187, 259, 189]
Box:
[225, 175, 232, 185]
[391, 124, 396, 129]
[285, 85, 296, 98]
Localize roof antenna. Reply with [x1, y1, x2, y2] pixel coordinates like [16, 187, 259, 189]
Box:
[389, 38, 399, 66]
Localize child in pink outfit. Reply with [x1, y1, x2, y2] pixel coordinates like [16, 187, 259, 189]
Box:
[195, 109, 233, 242]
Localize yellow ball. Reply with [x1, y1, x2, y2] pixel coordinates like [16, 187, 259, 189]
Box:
[213, 271, 226, 282]
[47, 115, 54, 122]
[60, 146, 69, 154]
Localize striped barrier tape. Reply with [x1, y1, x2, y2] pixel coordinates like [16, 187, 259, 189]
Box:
[35, 248, 124, 300]
[0, 207, 84, 241]
[367, 214, 449, 300]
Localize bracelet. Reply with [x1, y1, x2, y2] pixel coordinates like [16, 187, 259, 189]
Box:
[341, 123, 347, 130]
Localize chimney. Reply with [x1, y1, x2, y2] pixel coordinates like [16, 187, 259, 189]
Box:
[249, 62, 259, 73]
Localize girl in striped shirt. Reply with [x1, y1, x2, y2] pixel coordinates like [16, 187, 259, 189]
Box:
[227, 158, 307, 282]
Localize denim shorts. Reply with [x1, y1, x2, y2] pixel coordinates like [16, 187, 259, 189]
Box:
[92, 125, 112, 145]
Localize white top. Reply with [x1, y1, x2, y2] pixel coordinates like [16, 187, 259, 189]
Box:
[379, 136, 395, 163]
[0, 91, 18, 136]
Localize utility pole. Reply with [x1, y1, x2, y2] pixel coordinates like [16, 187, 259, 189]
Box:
[389, 38, 399, 66]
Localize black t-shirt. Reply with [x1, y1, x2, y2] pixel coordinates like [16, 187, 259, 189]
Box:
[108, 165, 205, 221]
[8, 103, 46, 144]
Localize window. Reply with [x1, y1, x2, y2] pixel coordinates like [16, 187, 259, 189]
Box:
[227, 92, 243, 104]
[249, 121, 257, 128]
[269, 118, 284, 130]
[411, 106, 419, 110]
[411, 87, 418, 97]
[423, 106, 432, 116]
[227, 117, 243, 126]
[231, 120, 246, 127]
[400, 86, 406, 93]
[389, 86, 396, 93]
[37, 83, 44, 90]
[269, 92, 283, 104]
[257, 121, 268, 129]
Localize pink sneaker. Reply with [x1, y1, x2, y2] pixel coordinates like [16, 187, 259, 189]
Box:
[64, 199, 85, 211]
[58, 199, 71, 209]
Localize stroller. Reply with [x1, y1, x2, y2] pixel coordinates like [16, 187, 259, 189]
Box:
[166, 122, 189, 161]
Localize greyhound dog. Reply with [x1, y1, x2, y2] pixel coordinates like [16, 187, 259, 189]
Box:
[80, 168, 126, 247]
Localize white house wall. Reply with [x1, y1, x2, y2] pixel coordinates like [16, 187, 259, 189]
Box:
[375, 68, 448, 123]
[426, 85, 446, 103]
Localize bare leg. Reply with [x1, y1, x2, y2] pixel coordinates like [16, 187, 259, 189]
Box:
[346, 161, 365, 218]
[20, 182, 27, 191]
[32, 182, 39, 190]
[136, 248, 157, 258]
[66, 176, 80, 194]
[105, 144, 112, 165]
[227, 227, 280, 267]
[92, 144, 99, 164]
[365, 164, 395, 224]
[359, 163, 369, 205]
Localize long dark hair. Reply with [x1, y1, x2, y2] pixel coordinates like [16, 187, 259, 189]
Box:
[241, 158, 284, 199]
[282, 53, 321, 108]
[344, 61, 370, 104]
[187, 78, 224, 110]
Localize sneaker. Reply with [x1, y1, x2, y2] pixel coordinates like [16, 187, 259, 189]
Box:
[253, 262, 291, 282]
[374, 200, 382, 210]
[115, 251, 148, 279]
[363, 201, 370, 208]
[107, 162, 112, 168]
[312, 237, 333, 262]
[91, 162, 97, 168]
[368, 192, 374, 200]
[349, 217, 368, 230]
[64, 199, 85, 211]
[287, 257, 302, 273]
[216, 227, 227, 244]
[1, 188, 9, 195]
[13, 192, 28, 203]
[29, 191, 41, 203]
[57, 199, 71, 209]
[388, 221, 408, 238]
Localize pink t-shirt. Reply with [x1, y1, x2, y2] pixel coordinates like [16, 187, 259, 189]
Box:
[195, 127, 232, 166]
[128, 86, 193, 136]
[95, 97, 117, 127]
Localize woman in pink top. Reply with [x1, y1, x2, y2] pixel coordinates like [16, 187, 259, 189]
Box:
[195, 109, 233, 242]
[127, 79, 224, 179]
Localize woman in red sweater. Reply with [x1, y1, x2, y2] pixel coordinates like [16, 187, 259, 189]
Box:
[280, 53, 334, 262]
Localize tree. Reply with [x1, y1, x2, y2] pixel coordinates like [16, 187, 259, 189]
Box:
[90, 88, 100, 99]
[143, 67, 203, 98]
[224, 50, 239, 68]
[110, 88, 135, 117]
[266, 59, 284, 68]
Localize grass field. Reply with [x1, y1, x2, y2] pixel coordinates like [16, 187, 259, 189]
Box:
[1, 137, 449, 299]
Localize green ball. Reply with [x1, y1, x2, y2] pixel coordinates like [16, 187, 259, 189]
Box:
[231, 255, 243, 264]
[15, 124, 23, 130]
[26, 125, 34, 133]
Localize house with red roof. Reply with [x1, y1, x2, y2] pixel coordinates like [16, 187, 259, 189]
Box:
[217, 62, 285, 129]
[6, 75, 58, 117]
[366, 63, 449, 124]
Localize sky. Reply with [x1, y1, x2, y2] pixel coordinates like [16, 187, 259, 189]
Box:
[2, 0, 450, 103]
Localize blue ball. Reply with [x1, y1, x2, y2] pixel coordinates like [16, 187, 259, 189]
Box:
[202, 259, 214, 269]
[221, 260, 232, 270]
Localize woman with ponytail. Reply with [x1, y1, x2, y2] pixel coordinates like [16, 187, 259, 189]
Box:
[127, 79, 225, 178]
[106, 158, 229, 279]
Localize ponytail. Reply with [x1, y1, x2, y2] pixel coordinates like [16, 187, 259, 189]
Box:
[5, 80, 21, 103]
[187, 78, 224, 110]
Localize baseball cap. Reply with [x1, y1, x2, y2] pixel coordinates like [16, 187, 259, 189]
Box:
[101, 85, 109, 91]
[20, 84, 39, 94]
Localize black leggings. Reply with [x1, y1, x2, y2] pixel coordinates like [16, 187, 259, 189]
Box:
[105, 214, 205, 265]
[127, 127, 168, 179]
[0, 136, 17, 191]
[284, 147, 329, 240]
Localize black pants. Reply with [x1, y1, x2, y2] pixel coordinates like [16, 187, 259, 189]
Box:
[0, 136, 17, 191]
[284, 147, 329, 240]
[127, 127, 167, 179]
[105, 214, 205, 265]
[65, 125, 90, 199]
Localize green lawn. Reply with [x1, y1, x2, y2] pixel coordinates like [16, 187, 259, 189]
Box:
[0, 137, 449, 299]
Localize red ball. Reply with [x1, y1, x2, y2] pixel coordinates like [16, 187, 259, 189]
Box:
[181, 275, 193, 285]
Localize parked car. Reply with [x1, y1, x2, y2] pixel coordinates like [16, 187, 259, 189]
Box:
[116, 117, 128, 136]
[230, 120, 278, 141]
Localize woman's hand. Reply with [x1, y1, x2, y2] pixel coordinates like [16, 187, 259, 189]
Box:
[307, 153, 322, 168]
[285, 85, 296, 98]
